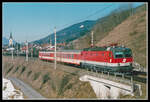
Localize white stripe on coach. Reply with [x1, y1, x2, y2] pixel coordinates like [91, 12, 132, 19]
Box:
[39, 52, 81, 54]
[39, 56, 131, 67]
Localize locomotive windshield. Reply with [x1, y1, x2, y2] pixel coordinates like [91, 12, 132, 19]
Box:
[124, 49, 132, 57]
[113, 48, 132, 58]
[115, 51, 124, 58]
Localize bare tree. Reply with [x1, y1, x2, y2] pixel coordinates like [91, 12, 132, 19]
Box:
[128, 3, 134, 16]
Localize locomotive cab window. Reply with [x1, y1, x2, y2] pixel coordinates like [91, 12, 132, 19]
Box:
[124, 49, 132, 57]
[113, 48, 132, 58]
[115, 52, 123, 58]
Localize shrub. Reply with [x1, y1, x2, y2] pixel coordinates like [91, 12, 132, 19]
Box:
[65, 83, 72, 90]
[6, 66, 13, 75]
[33, 72, 41, 81]
[130, 31, 137, 36]
[13, 66, 19, 74]
[58, 75, 70, 95]
[40, 72, 50, 89]
[138, 17, 145, 23]
[42, 72, 50, 84]
[20, 66, 26, 75]
[50, 80, 56, 91]
[27, 70, 32, 77]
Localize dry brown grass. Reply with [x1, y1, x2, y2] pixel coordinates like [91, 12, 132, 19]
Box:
[3, 56, 147, 99]
[95, 11, 147, 68]
[3, 56, 96, 99]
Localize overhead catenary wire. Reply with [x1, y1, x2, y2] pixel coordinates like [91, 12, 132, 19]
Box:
[56, 4, 114, 31]
[47, 4, 114, 41]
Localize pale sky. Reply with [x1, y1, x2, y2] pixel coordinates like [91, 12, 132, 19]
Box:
[2, 2, 144, 43]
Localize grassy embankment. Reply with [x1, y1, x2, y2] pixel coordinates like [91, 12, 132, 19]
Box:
[3, 56, 96, 99]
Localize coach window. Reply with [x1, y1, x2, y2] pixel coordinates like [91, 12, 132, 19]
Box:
[72, 54, 74, 59]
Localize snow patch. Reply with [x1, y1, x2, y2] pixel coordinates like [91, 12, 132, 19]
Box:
[80, 25, 84, 28]
[3, 78, 24, 99]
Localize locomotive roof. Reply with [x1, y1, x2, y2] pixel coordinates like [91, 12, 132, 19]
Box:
[58, 50, 82, 52]
[40, 46, 131, 52]
[83, 47, 107, 51]
[112, 46, 131, 51]
[83, 46, 131, 51]
[40, 50, 82, 52]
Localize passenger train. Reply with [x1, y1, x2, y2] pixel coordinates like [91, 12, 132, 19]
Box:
[39, 45, 133, 73]
[39, 46, 133, 72]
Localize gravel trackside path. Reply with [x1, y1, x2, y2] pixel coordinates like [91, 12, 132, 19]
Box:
[8, 77, 47, 99]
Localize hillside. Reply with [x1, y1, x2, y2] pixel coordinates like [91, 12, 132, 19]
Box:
[3, 56, 96, 98]
[31, 20, 96, 45]
[67, 5, 135, 49]
[96, 4, 146, 68]
[68, 4, 147, 68]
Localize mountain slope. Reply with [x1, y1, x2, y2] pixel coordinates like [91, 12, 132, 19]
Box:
[96, 4, 146, 68]
[68, 4, 146, 68]
[67, 5, 134, 49]
[32, 20, 96, 45]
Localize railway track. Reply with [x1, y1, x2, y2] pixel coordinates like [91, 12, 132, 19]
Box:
[41, 59, 148, 84]
[57, 62, 147, 84]
[85, 69, 147, 84]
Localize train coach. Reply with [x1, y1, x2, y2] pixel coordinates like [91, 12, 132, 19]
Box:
[39, 46, 133, 73]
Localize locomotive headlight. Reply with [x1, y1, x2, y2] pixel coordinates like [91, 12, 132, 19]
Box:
[123, 58, 126, 63]
[110, 59, 112, 62]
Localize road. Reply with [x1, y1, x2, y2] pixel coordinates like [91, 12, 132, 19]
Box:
[8, 77, 47, 99]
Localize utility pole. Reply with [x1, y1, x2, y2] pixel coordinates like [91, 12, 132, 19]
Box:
[26, 40, 28, 61]
[30, 44, 33, 58]
[54, 27, 57, 70]
[91, 31, 94, 47]
[50, 34, 51, 48]
[128, 3, 133, 16]
[17, 40, 18, 56]
[12, 45, 14, 60]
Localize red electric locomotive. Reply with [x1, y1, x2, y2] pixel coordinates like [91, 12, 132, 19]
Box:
[39, 46, 133, 73]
